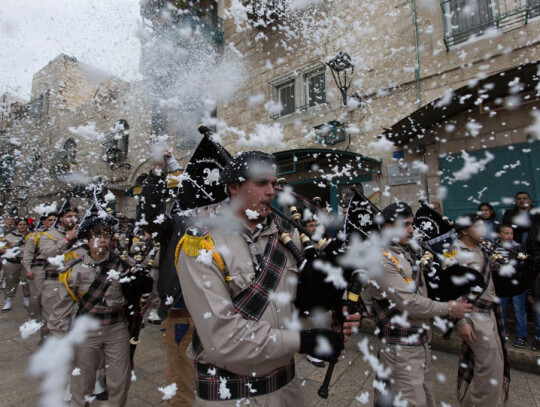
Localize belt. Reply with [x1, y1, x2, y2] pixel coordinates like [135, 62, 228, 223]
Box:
[169, 308, 190, 318]
[195, 359, 295, 401]
[45, 270, 60, 281]
[87, 308, 126, 326]
[32, 259, 49, 267]
[5, 258, 22, 264]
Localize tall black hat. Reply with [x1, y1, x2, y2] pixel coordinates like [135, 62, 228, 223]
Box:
[381, 202, 413, 224]
[77, 199, 118, 240]
[177, 134, 232, 211]
[57, 198, 79, 217]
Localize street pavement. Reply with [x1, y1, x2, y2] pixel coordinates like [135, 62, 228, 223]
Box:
[1, 288, 539, 406]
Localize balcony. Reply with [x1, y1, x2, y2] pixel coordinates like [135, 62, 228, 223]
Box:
[244, 0, 286, 27]
[441, 0, 540, 48]
[140, 0, 223, 46]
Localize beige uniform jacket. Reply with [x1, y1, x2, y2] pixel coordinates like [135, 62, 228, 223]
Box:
[21, 229, 51, 273]
[177, 216, 301, 378]
[370, 244, 449, 329]
[49, 251, 128, 336]
[39, 227, 71, 273]
[1, 231, 29, 260]
[454, 240, 499, 326]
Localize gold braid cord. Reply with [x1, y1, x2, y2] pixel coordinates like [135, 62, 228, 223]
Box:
[175, 232, 226, 274]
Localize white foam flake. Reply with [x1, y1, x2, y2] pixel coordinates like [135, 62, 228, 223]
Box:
[196, 249, 213, 266]
[218, 377, 232, 400]
[28, 316, 100, 407]
[245, 209, 260, 220]
[20, 319, 44, 339]
[158, 383, 178, 401]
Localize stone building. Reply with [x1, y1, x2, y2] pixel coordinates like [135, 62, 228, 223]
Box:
[2, 54, 154, 218]
[159, 0, 539, 217]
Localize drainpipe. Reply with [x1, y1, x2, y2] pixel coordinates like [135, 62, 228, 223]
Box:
[396, 0, 422, 108]
[412, 0, 422, 109]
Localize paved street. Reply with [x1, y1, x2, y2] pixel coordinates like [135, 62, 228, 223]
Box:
[1, 288, 539, 406]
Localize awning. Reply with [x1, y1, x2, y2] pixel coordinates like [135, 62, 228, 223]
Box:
[383, 62, 540, 146]
[273, 148, 381, 179]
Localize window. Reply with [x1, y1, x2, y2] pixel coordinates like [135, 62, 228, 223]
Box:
[102, 120, 129, 164]
[529, 0, 540, 18]
[269, 62, 326, 118]
[278, 80, 296, 116]
[441, 0, 499, 46]
[305, 67, 326, 107]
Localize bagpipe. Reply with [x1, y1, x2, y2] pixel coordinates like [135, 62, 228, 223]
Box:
[414, 200, 536, 299]
[192, 125, 350, 314]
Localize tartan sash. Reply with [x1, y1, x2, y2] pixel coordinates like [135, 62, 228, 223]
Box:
[87, 307, 125, 326]
[372, 298, 429, 346]
[195, 359, 295, 401]
[457, 254, 510, 402]
[232, 218, 292, 322]
[77, 256, 120, 317]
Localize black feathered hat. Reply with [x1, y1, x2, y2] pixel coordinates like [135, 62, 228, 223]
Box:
[220, 151, 276, 184]
[382, 202, 413, 224]
[57, 199, 79, 217]
[77, 201, 118, 240]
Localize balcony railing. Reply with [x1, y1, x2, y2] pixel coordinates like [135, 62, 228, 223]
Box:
[441, 0, 540, 48]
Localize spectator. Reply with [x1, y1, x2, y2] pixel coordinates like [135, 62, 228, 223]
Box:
[502, 191, 534, 247]
[496, 224, 528, 347]
[478, 202, 498, 240]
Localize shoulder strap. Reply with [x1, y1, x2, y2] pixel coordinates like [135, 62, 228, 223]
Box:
[175, 228, 228, 278]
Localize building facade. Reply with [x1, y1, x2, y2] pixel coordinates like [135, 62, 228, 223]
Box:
[2, 54, 153, 217]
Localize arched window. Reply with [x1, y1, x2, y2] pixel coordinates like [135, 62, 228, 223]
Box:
[102, 120, 129, 165]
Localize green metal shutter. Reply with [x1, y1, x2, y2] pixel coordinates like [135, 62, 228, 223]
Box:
[438, 139, 540, 221]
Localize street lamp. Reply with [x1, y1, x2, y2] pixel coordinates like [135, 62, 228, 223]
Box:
[326, 52, 356, 106]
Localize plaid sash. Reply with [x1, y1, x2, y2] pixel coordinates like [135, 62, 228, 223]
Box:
[87, 307, 125, 326]
[192, 217, 295, 394]
[232, 217, 292, 321]
[195, 359, 295, 401]
[77, 256, 120, 317]
[372, 298, 429, 346]
[457, 254, 510, 402]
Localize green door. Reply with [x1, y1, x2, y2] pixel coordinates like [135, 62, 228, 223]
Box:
[439, 139, 540, 221]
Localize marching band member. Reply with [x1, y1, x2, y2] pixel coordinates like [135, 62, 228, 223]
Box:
[1, 217, 31, 311]
[177, 151, 358, 406]
[369, 202, 472, 407]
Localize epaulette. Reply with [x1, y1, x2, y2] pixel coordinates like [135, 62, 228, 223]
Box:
[39, 231, 56, 243]
[444, 249, 457, 259]
[175, 227, 226, 274]
[63, 250, 81, 264]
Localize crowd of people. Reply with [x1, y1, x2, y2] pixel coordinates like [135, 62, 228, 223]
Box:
[0, 144, 538, 407]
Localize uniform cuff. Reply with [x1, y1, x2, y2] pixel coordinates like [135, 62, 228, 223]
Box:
[281, 329, 301, 354]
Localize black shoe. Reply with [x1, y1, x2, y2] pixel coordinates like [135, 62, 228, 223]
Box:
[513, 337, 527, 348]
[93, 391, 108, 401]
[532, 339, 540, 351]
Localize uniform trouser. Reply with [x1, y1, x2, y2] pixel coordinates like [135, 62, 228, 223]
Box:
[28, 267, 45, 319]
[193, 378, 303, 407]
[42, 279, 62, 338]
[377, 342, 436, 407]
[148, 268, 160, 310]
[462, 310, 505, 407]
[3, 262, 29, 299]
[160, 313, 195, 406]
[71, 321, 131, 407]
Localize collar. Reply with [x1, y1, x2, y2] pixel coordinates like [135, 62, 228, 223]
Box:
[83, 251, 110, 266]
